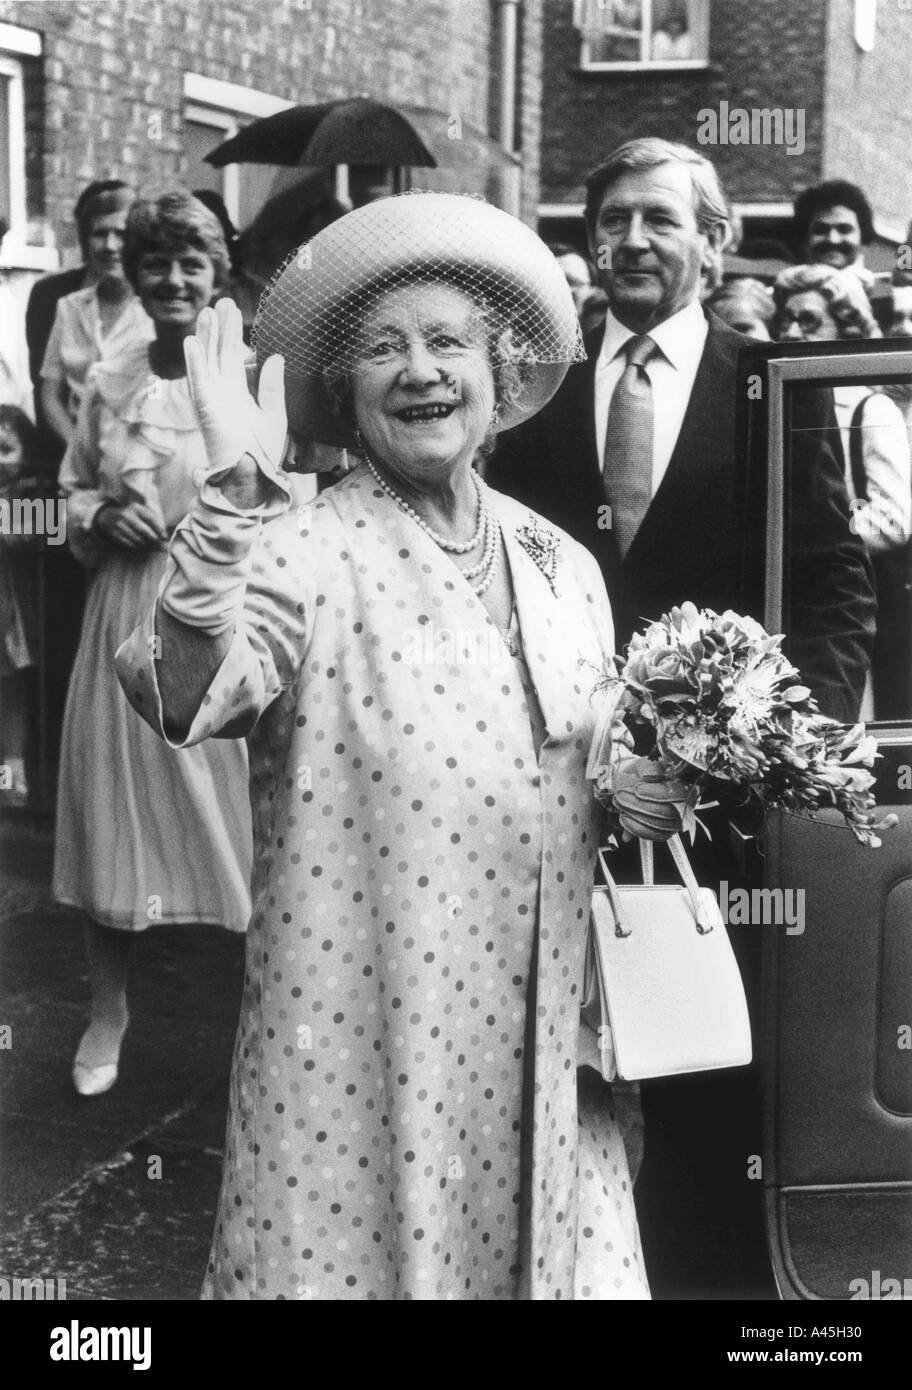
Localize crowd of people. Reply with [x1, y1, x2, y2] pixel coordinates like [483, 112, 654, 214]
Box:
[0, 137, 910, 1300]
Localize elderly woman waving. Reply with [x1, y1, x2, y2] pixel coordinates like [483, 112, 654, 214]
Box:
[116, 193, 681, 1300]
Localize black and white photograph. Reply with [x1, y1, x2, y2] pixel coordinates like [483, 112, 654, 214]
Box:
[0, 0, 909, 1349]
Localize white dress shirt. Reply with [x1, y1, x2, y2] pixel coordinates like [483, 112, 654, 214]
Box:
[834, 383, 911, 555]
[595, 300, 708, 496]
[41, 285, 154, 423]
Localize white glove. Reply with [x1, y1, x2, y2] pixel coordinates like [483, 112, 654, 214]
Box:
[184, 298, 289, 510]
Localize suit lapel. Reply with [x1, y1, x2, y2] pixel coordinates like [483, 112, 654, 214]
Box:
[545, 330, 602, 510]
[545, 329, 625, 584]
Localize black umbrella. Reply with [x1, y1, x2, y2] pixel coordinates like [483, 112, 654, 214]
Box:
[205, 97, 437, 170]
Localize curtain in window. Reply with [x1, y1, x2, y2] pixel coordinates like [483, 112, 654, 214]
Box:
[573, 1, 643, 42]
[573, 0, 702, 60]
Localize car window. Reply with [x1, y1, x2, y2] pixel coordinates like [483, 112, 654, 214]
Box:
[740, 335, 912, 1301]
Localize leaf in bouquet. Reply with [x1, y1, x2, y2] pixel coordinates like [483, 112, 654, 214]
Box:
[769, 743, 810, 771]
[639, 677, 693, 702]
[661, 717, 716, 771]
[679, 801, 699, 844]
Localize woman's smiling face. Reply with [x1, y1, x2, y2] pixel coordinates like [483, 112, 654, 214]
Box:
[135, 244, 217, 330]
[350, 283, 496, 484]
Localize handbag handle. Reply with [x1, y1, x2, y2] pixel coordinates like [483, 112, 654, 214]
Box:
[595, 849, 633, 938]
[597, 834, 715, 936]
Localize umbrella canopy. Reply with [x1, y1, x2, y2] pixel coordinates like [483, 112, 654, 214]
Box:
[205, 98, 437, 170]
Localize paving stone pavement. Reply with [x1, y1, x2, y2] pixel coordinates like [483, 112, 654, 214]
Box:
[0, 811, 245, 1301]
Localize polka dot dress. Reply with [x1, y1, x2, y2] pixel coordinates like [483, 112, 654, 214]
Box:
[117, 464, 648, 1299]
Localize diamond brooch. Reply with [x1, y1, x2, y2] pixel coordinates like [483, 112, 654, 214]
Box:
[516, 516, 561, 597]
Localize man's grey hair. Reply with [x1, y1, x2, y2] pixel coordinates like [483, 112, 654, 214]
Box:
[584, 137, 730, 240]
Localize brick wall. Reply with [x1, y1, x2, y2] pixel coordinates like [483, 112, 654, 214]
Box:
[822, 0, 912, 238]
[2, 0, 542, 253]
[540, 0, 828, 210]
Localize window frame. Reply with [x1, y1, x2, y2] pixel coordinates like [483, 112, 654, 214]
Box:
[745, 336, 912, 743]
[0, 22, 55, 268]
[0, 51, 26, 240]
[577, 0, 710, 74]
[182, 74, 296, 226]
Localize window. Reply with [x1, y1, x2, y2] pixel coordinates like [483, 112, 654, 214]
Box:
[742, 336, 912, 726]
[574, 0, 709, 71]
[182, 75, 293, 231]
[0, 23, 55, 268]
[0, 53, 25, 237]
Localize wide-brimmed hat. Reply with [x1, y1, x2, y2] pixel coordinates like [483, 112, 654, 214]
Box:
[252, 191, 584, 446]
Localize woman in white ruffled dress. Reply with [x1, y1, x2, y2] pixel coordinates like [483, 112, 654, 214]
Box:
[54, 192, 253, 1096]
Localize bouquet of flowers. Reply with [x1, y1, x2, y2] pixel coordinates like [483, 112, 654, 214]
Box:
[588, 602, 896, 848]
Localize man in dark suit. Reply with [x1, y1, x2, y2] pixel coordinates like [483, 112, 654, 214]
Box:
[487, 138, 876, 1298]
[489, 139, 872, 721]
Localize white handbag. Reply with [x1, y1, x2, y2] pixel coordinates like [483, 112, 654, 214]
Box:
[582, 834, 753, 1082]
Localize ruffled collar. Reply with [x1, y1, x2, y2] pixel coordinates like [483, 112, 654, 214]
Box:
[90, 340, 198, 431]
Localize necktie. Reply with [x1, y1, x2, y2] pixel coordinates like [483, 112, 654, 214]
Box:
[603, 334, 656, 559]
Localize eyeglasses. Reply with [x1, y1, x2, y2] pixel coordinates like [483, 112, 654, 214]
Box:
[776, 309, 828, 333]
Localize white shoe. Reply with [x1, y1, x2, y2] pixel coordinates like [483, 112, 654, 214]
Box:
[72, 1017, 127, 1097]
[72, 1060, 119, 1097]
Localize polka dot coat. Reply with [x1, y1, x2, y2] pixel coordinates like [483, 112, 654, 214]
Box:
[117, 464, 648, 1299]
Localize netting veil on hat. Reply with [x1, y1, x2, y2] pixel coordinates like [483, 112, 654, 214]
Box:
[253, 191, 585, 446]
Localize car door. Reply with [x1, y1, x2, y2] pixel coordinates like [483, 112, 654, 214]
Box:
[743, 336, 912, 1301]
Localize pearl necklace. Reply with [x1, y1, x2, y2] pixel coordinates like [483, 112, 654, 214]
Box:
[365, 455, 484, 553]
[365, 455, 501, 598]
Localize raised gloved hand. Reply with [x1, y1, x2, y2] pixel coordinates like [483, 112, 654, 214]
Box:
[184, 298, 288, 511]
[612, 756, 691, 842]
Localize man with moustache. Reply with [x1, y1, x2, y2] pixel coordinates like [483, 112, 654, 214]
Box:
[487, 137, 875, 1298]
[793, 178, 877, 291]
